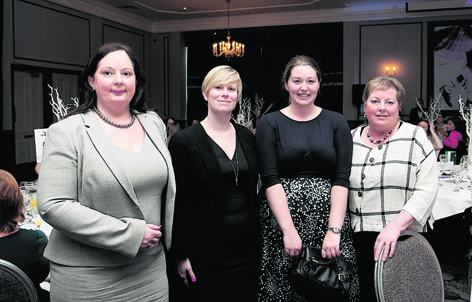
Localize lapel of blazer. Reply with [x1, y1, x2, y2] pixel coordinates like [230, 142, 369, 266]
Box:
[192, 123, 224, 187]
[81, 111, 139, 205]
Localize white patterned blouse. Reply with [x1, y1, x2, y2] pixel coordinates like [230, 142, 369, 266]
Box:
[348, 122, 438, 233]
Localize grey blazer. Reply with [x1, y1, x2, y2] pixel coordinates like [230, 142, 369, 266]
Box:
[37, 110, 175, 267]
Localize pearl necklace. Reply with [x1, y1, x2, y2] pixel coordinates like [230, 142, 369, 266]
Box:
[93, 107, 135, 129]
[367, 125, 395, 144]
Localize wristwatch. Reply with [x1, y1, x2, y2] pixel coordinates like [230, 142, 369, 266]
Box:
[328, 227, 341, 234]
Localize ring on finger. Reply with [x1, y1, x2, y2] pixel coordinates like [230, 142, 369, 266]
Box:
[148, 244, 155, 250]
[384, 243, 390, 247]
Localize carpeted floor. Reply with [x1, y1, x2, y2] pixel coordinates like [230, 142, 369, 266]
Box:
[441, 254, 470, 301]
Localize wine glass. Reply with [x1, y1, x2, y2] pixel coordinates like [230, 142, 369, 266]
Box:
[466, 166, 472, 189]
[438, 154, 447, 185]
[452, 165, 465, 192]
[460, 155, 469, 169]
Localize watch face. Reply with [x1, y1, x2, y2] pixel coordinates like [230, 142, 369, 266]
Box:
[329, 227, 341, 234]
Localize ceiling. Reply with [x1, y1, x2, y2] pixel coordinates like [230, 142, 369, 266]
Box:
[46, 0, 472, 33]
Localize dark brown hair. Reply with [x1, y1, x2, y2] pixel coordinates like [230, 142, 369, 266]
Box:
[0, 170, 25, 233]
[67, 42, 148, 117]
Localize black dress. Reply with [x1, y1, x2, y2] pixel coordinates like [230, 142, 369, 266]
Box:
[187, 136, 259, 302]
[255, 110, 360, 302]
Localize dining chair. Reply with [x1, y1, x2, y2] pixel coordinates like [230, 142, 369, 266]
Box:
[374, 230, 444, 302]
[0, 259, 40, 302]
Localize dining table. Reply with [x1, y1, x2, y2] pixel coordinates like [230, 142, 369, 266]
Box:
[431, 174, 472, 224]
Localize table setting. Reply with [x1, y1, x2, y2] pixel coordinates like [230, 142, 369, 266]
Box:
[18, 180, 53, 238]
[432, 155, 472, 223]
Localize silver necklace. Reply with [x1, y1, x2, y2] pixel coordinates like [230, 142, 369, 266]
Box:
[93, 107, 135, 129]
[367, 125, 395, 144]
[228, 146, 239, 186]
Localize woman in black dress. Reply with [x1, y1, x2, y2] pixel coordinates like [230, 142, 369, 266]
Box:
[168, 65, 260, 302]
[255, 55, 360, 301]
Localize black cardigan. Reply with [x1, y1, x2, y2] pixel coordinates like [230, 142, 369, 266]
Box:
[167, 122, 261, 264]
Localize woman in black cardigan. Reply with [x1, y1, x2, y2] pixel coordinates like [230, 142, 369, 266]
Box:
[168, 65, 260, 302]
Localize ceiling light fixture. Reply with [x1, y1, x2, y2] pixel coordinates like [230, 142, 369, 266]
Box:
[213, 0, 245, 59]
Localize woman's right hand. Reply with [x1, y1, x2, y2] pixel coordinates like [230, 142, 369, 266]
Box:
[175, 258, 196, 288]
[283, 228, 302, 257]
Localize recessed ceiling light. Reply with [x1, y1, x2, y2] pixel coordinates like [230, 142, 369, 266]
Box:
[183, 7, 187, 10]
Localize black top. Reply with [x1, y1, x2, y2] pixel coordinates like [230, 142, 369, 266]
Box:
[0, 229, 49, 294]
[168, 122, 261, 264]
[255, 110, 353, 190]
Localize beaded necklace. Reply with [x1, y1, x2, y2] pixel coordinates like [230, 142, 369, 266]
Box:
[93, 107, 135, 129]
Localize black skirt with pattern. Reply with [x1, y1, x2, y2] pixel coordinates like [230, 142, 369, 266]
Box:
[257, 177, 360, 302]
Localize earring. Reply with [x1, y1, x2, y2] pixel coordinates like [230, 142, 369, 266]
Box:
[397, 116, 401, 121]
[363, 113, 367, 119]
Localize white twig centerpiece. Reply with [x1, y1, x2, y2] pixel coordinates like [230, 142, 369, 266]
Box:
[457, 94, 472, 162]
[418, 93, 444, 123]
[232, 94, 274, 131]
[48, 84, 79, 121]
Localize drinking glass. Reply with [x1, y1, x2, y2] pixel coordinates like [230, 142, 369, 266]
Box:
[452, 166, 465, 192]
[466, 166, 472, 189]
[438, 154, 447, 186]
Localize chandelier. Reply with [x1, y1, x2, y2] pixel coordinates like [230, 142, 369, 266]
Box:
[213, 0, 245, 59]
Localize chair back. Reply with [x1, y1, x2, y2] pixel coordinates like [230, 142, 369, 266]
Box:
[0, 259, 40, 302]
[374, 230, 444, 302]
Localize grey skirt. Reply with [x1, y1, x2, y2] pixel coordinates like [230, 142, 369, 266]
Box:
[50, 246, 168, 302]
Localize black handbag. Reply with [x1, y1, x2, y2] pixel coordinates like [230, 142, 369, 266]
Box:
[288, 245, 353, 301]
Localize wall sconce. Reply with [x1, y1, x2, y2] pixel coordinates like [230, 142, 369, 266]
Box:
[385, 67, 396, 77]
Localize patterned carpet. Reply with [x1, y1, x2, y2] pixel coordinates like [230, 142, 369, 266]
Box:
[442, 255, 470, 301]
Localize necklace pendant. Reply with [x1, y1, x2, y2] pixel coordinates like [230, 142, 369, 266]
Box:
[235, 178, 238, 186]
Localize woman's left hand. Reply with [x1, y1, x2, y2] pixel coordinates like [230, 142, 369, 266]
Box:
[322, 232, 340, 259]
[140, 224, 162, 250]
[374, 223, 402, 262]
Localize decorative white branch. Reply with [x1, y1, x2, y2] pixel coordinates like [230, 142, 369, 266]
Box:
[232, 94, 274, 130]
[457, 94, 472, 161]
[48, 85, 79, 121]
[233, 97, 254, 129]
[418, 92, 443, 123]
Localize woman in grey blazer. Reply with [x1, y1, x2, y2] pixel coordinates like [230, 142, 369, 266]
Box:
[37, 43, 175, 301]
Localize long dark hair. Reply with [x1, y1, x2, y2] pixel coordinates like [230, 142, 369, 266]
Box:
[447, 116, 467, 139]
[67, 42, 147, 117]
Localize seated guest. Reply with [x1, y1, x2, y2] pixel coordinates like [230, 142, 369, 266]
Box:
[434, 113, 448, 141]
[418, 120, 443, 153]
[440, 116, 468, 164]
[167, 122, 181, 146]
[0, 170, 50, 301]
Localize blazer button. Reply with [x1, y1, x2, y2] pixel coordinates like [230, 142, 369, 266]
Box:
[378, 145, 383, 150]
[361, 173, 366, 179]
[369, 157, 375, 163]
[355, 208, 359, 215]
[358, 191, 363, 197]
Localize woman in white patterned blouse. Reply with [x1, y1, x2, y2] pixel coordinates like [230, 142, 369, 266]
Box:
[348, 76, 438, 301]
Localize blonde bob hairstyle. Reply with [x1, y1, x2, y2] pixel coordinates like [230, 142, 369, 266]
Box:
[362, 76, 406, 108]
[201, 65, 243, 101]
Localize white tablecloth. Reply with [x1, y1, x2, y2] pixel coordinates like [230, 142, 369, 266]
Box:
[431, 176, 472, 223]
[20, 217, 53, 238]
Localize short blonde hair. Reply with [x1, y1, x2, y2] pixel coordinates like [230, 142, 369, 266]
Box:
[201, 66, 243, 100]
[363, 76, 406, 107]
